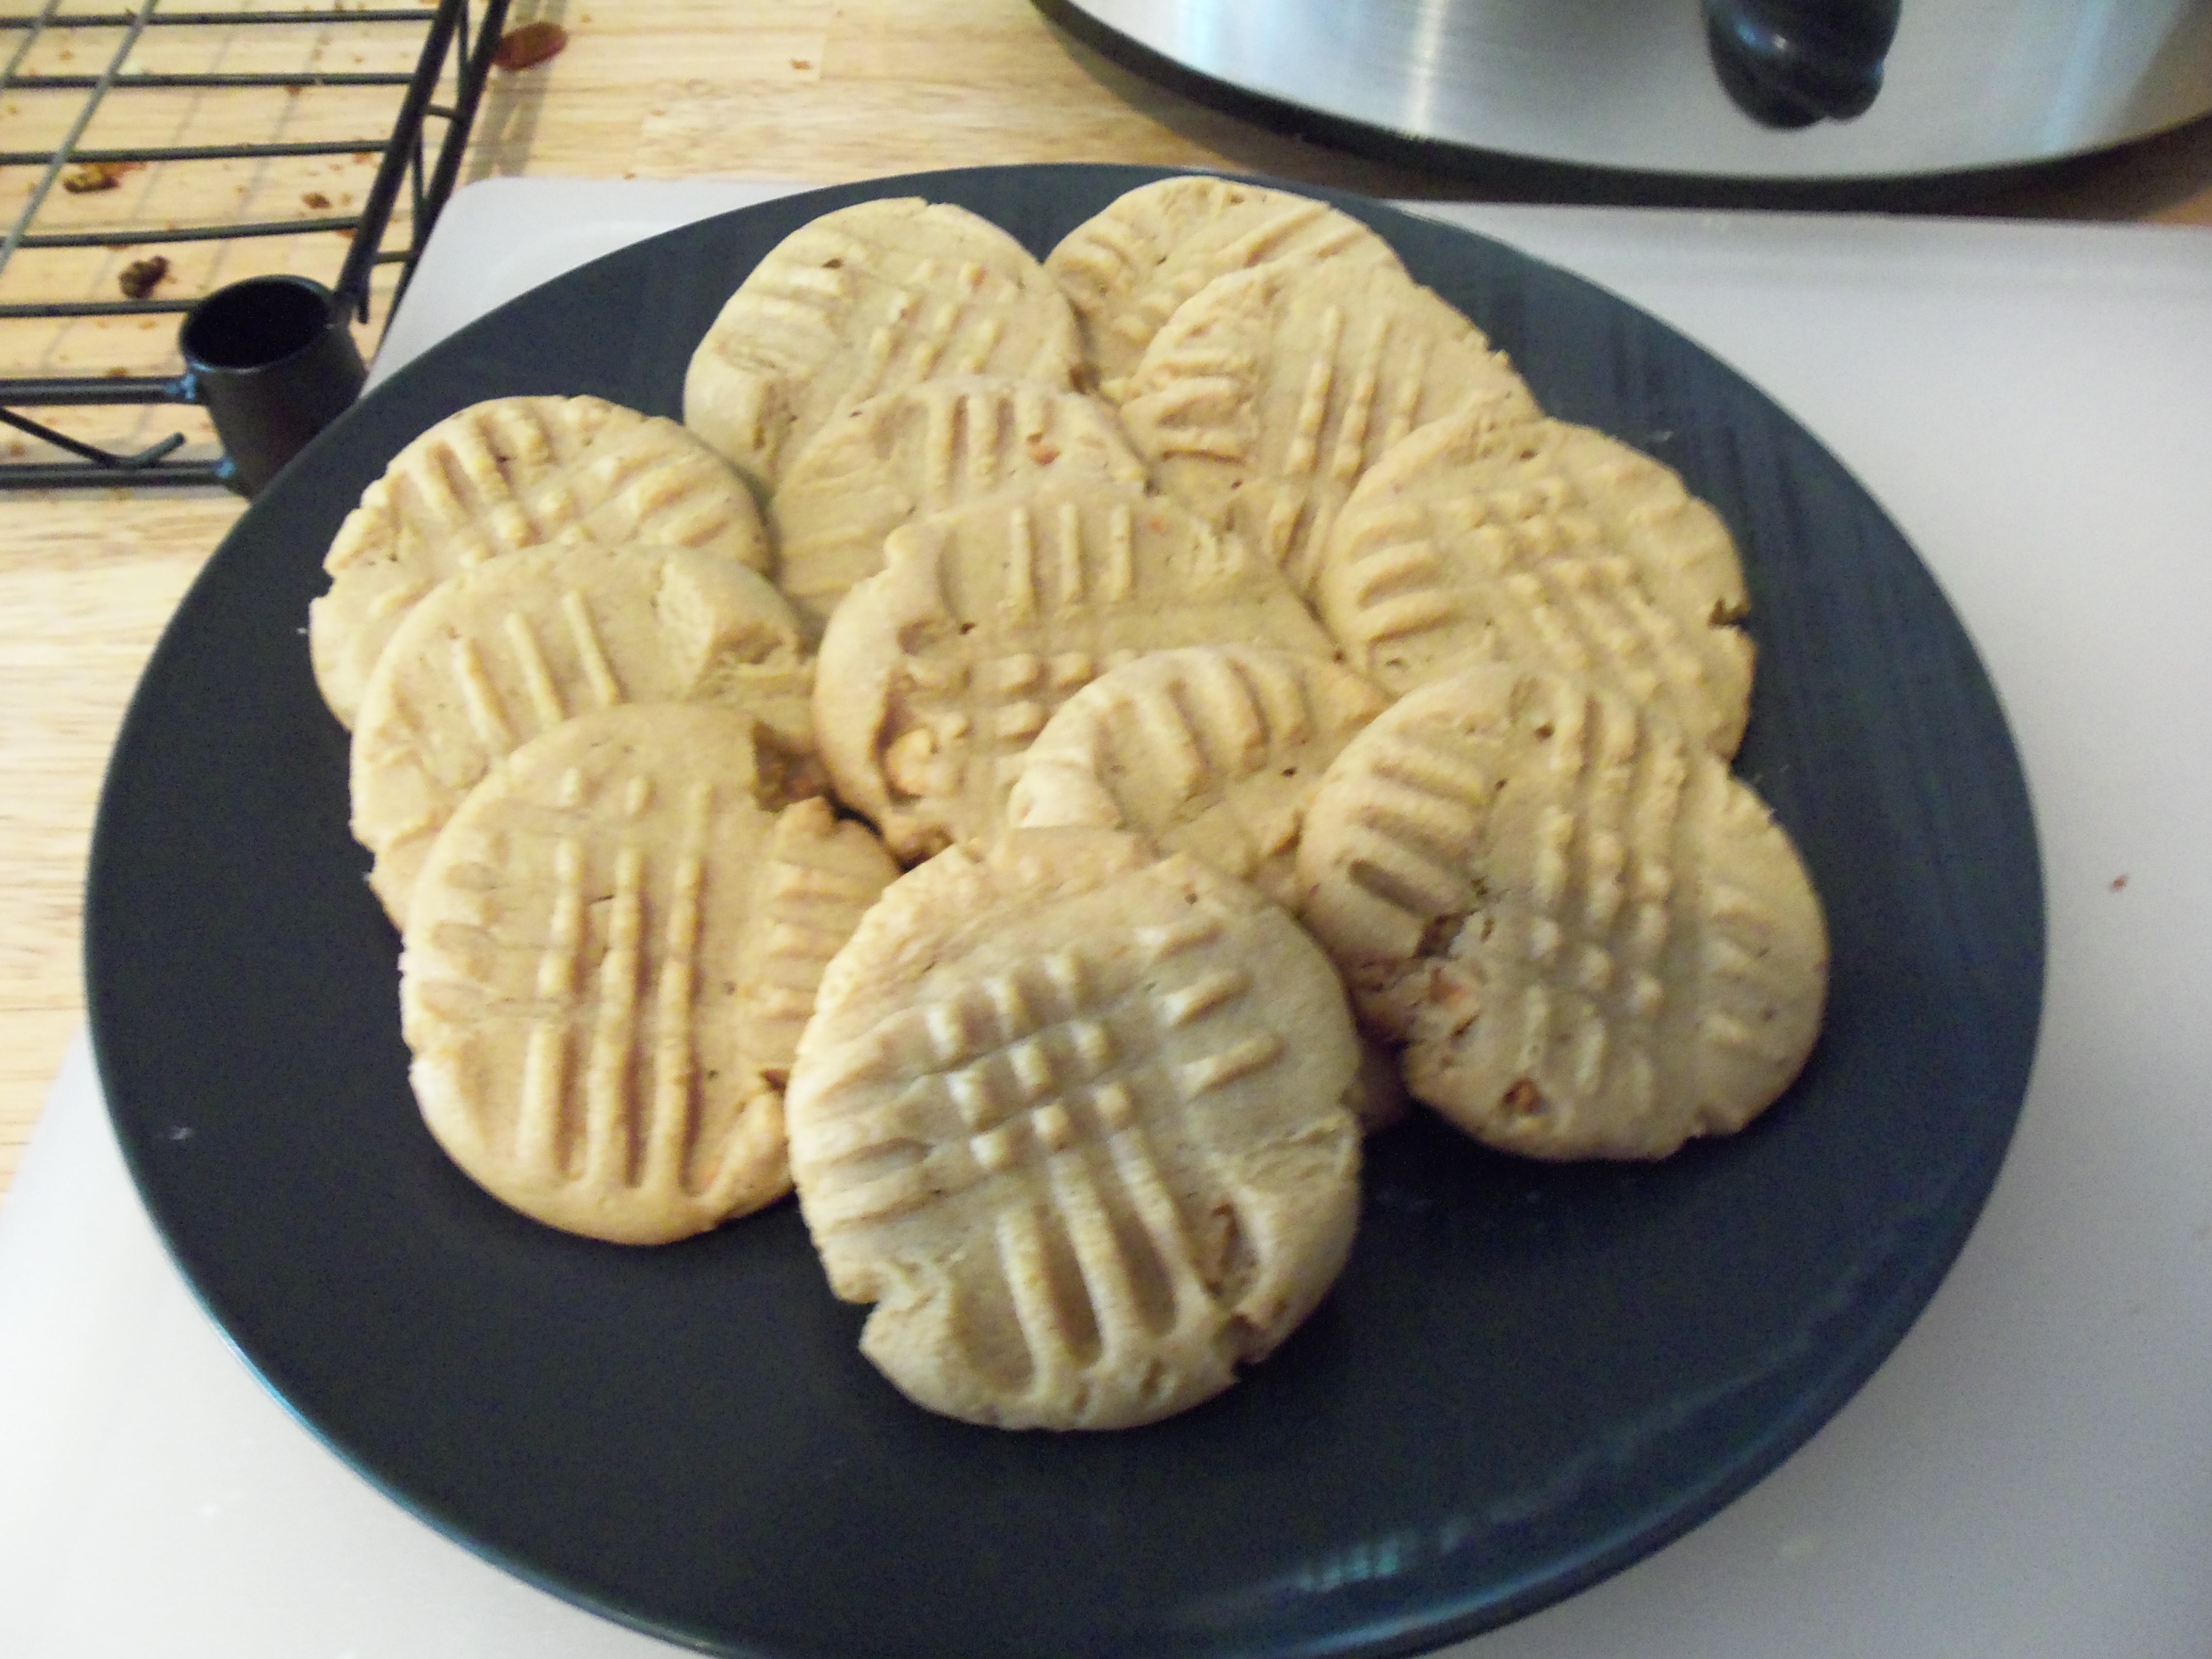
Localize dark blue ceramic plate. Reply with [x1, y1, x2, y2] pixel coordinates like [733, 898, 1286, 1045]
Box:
[86, 165, 2043, 1659]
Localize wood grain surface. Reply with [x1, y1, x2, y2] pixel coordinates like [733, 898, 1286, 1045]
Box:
[3, 0, 2210, 1201]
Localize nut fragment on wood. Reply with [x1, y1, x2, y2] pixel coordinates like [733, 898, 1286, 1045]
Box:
[118, 255, 170, 299]
[63, 160, 141, 193]
[493, 21, 567, 70]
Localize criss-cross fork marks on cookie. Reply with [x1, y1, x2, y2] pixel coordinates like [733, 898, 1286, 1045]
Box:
[519, 777, 717, 1191]
[1133, 298, 1431, 479]
[888, 639, 1139, 804]
[313, 397, 769, 731]
[1328, 678, 1810, 1142]
[1107, 208, 1377, 354]
[1123, 266, 1537, 592]
[1048, 178, 1399, 393]
[354, 593, 636, 917]
[359, 399, 756, 571]
[415, 768, 868, 1204]
[884, 380, 1133, 508]
[693, 209, 1079, 484]
[350, 543, 817, 927]
[1401, 688, 1686, 1117]
[763, 256, 1012, 402]
[776, 379, 1145, 630]
[1012, 647, 1390, 897]
[801, 911, 1288, 1346]
[737, 802, 903, 1076]
[378, 577, 794, 775]
[410, 595, 632, 765]
[415, 767, 730, 1196]
[859, 495, 1321, 851]
[1333, 505, 1716, 703]
[883, 499, 1150, 800]
[1319, 418, 1752, 752]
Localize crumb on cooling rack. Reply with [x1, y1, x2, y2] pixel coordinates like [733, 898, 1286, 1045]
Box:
[118, 255, 170, 299]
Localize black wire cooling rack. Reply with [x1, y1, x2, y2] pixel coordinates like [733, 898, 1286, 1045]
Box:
[1, 0, 512, 489]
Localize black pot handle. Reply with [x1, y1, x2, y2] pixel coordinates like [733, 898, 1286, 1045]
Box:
[1703, 0, 1904, 128]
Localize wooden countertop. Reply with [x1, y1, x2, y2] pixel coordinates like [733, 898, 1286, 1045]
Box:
[4, 0, 2210, 1203]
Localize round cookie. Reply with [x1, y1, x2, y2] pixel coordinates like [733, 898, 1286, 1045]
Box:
[684, 198, 1084, 494]
[1316, 410, 1755, 757]
[1006, 644, 1390, 909]
[1118, 259, 1542, 595]
[400, 706, 900, 1245]
[309, 395, 769, 730]
[785, 826, 1362, 1430]
[813, 481, 1335, 864]
[771, 375, 1149, 642]
[350, 542, 817, 926]
[1295, 665, 1827, 1161]
[1045, 174, 1407, 403]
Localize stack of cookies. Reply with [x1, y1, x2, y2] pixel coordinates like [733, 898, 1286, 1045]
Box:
[307, 175, 1827, 1431]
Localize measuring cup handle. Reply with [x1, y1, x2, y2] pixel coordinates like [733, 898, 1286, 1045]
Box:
[179, 275, 367, 498]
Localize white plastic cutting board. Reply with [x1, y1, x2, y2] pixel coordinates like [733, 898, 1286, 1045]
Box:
[3, 180, 2208, 1659]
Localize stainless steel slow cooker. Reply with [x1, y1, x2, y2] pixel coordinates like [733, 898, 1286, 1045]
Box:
[1037, 0, 2212, 181]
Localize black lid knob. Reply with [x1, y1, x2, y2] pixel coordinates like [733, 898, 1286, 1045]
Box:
[1704, 0, 1903, 128]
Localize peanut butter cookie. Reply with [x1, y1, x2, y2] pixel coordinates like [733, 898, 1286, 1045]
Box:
[785, 827, 1360, 1428]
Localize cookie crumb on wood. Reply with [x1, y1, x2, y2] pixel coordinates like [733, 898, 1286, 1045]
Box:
[64, 160, 140, 193]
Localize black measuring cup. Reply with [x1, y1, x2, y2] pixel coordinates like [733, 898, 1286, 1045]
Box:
[180, 273, 367, 497]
